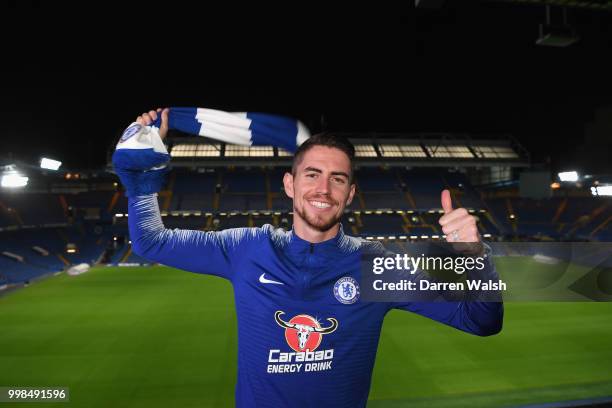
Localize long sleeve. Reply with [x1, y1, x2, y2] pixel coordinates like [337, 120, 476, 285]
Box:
[394, 300, 503, 336]
[128, 194, 258, 281]
[392, 249, 504, 336]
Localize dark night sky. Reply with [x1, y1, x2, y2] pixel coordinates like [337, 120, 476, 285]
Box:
[1, 2, 611, 173]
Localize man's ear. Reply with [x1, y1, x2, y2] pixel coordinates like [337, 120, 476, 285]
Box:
[346, 183, 356, 206]
[283, 172, 295, 199]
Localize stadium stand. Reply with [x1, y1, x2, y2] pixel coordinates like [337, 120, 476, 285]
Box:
[0, 192, 66, 225]
[1, 135, 611, 286]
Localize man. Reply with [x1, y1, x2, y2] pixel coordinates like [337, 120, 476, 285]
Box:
[120, 108, 503, 408]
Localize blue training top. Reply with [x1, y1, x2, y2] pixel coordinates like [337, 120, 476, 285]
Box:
[128, 194, 503, 408]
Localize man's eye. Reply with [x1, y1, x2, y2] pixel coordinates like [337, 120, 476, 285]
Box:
[306, 173, 317, 178]
[332, 177, 346, 184]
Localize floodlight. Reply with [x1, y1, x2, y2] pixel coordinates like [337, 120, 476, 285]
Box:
[591, 185, 612, 197]
[40, 158, 62, 170]
[558, 171, 578, 182]
[1, 174, 29, 188]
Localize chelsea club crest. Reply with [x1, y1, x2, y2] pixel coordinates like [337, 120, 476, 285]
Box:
[119, 123, 142, 143]
[333, 276, 360, 304]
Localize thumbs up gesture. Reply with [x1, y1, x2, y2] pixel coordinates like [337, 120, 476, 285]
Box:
[439, 189, 481, 243]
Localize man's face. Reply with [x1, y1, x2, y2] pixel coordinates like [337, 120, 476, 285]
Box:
[283, 146, 356, 233]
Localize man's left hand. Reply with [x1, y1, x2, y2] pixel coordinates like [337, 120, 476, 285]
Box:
[438, 189, 481, 243]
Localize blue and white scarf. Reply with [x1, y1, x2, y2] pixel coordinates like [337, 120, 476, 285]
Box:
[114, 107, 310, 171]
[112, 107, 310, 196]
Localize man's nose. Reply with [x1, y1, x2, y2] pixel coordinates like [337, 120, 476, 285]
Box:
[315, 176, 331, 194]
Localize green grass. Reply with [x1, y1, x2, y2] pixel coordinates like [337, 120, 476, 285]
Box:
[0, 264, 611, 407]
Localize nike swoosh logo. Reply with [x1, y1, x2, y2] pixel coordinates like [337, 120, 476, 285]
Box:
[259, 273, 284, 285]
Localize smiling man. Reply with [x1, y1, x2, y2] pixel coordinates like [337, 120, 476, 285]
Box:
[116, 108, 503, 408]
[283, 137, 356, 243]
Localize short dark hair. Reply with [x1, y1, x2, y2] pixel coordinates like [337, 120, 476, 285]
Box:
[291, 132, 355, 181]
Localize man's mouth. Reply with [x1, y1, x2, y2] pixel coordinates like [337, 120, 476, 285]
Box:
[308, 200, 332, 209]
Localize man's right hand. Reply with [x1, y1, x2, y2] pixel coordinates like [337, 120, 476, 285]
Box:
[136, 108, 169, 140]
[113, 107, 171, 197]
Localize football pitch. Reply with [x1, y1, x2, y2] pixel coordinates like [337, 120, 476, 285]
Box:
[1, 262, 611, 408]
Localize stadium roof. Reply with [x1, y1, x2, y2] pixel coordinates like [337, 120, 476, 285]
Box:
[163, 133, 530, 168]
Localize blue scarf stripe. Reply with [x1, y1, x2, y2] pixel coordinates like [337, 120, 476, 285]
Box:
[149, 107, 308, 152]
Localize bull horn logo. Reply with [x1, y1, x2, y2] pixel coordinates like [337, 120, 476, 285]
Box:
[275, 311, 338, 352]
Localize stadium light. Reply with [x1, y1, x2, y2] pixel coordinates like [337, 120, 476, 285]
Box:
[40, 157, 62, 171]
[1, 173, 29, 188]
[558, 171, 578, 182]
[591, 185, 612, 197]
